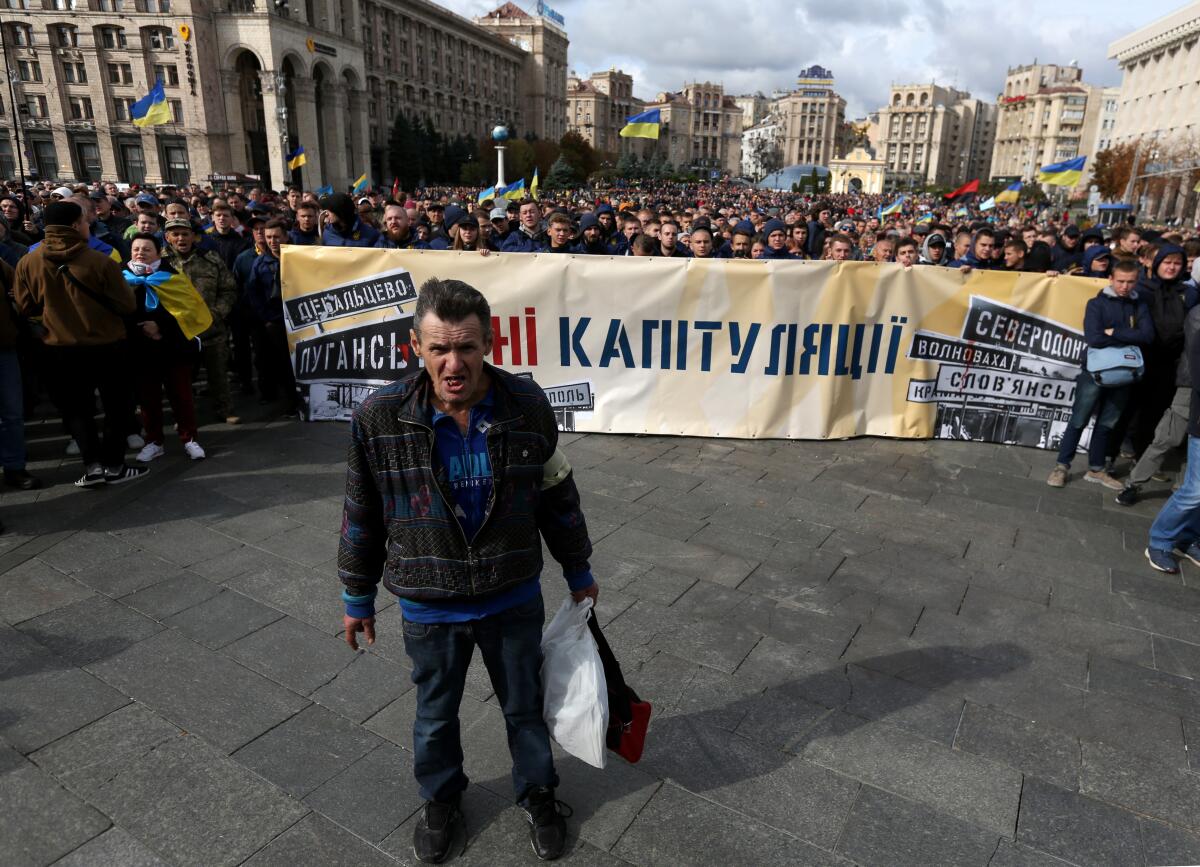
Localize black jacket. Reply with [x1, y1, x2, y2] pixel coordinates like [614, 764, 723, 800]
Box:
[338, 365, 593, 602]
[1139, 244, 1188, 359]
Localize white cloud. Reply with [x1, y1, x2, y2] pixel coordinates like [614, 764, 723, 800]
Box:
[451, 0, 1187, 115]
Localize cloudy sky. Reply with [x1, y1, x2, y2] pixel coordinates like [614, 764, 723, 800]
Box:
[455, 0, 1187, 117]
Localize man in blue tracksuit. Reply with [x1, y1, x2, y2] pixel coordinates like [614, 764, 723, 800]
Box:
[1047, 259, 1154, 492]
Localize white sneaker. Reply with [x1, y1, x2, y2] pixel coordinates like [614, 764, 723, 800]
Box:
[127, 433, 146, 449]
[136, 442, 165, 462]
[65, 439, 80, 456]
[184, 441, 206, 461]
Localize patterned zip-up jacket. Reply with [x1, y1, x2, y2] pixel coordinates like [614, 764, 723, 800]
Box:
[338, 364, 592, 602]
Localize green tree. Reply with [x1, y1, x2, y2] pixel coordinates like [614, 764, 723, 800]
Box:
[616, 150, 641, 179]
[558, 130, 598, 180]
[544, 155, 578, 189]
[388, 112, 422, 190]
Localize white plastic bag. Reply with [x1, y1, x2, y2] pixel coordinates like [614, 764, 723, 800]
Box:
[540, 597, 609, 769]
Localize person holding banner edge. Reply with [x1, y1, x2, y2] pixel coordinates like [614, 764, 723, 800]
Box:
[338, 277, 597, 863]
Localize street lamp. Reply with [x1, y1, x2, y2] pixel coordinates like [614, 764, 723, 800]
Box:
[269, 71, 290, 188]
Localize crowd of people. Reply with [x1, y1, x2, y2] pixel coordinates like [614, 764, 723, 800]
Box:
[1, 176, 1199, 532]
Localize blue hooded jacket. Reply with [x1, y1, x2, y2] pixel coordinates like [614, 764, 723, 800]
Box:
[1082, 284, 1154, 362]
[1081, 245, 1112, 279]
[322, 218, 381, 248]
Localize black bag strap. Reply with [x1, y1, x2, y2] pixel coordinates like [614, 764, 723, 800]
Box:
[57, 263, 126, 320]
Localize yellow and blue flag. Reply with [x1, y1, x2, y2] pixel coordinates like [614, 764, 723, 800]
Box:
[131, 80, 172, 128]
[878, 195, 905, 218]
[352, 173, 369, 195]
[1037, 157, 1085, 186]
[123, 268, 213, 341]
[915, 213, 933, 225]
[530, 168, 540, 200]
[287, 146, 306, 171]
[620, 108, 661, 140]
[995, 181, 1022, 203]
[477, 185, 495, 204]
[316, 184, 333, 197]
[500, 178, 526, 200]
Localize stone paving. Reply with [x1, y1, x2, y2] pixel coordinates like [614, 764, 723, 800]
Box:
[4, 402, 1200, 866]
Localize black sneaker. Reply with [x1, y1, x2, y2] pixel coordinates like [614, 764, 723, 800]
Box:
[412, 798, 462, 864]
[74, 465, 106, 488]
[525, 787, 571, 861]
[1115, 485, 1139, 507]
[104, 464, 149, 485]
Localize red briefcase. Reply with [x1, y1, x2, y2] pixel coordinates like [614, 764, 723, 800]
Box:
[587, 610, 651, 764]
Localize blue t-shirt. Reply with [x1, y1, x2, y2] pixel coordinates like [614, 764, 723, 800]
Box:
[342, 387, 592, 623]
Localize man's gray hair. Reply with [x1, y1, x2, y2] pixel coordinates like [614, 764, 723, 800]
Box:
[413, 277, 492, 339]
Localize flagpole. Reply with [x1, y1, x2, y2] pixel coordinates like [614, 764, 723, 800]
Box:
[0, 17, 26, 187]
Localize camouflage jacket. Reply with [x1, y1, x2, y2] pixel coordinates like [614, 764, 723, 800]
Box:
[166, 247, 236, 336]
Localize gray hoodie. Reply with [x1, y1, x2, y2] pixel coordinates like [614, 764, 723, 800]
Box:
[919, 232, 948, 266]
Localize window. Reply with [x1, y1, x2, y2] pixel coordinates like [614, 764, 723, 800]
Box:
[163, 144, 189, 186]
[24, 95, 48, 117]
[168, 99, 182, 123]
[119, 141, 145, 185]
[113, 97, 135, 120]
[146, 28, 174, 50]
[62, 62, 87, 83]
[54, 25, 77, 46]
[50, 0, 75, 9]
[3, 0, 30, 8]
[107, 62, 133, 84]
[100, 27, 127, 49]
[18, 60, 41, 83]
[68, 96, 93, 120]
[8, 23, 31, 44]
[154, 64, 178, 86]
[98, 0, 124, 9]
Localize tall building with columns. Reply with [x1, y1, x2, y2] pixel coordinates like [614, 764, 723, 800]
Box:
[0, 0, 565, 189]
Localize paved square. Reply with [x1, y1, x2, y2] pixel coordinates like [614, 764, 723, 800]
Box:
[4, 410, 1200, 865]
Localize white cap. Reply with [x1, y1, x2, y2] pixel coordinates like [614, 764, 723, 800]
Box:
[52, 186, 73, 198]
[490, 207, 508, 220]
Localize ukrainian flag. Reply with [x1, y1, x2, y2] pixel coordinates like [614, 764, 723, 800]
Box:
[620, 108, 661, 140]
[916, 213, 933, 225]
[352, 173, 369, 195]
[1037, 157, 1086, 186]
[878, 195, 906, 218]
[477, 185, 495, 204]
[131, 80, 172, 127]
[316, 184, 333, 197]
[530, 168, 540, 201]
[501, 178, 526, 200]
[123, 268, 213, 341]
[287, 146, 306, 171]
[995, 181, 1022, 203]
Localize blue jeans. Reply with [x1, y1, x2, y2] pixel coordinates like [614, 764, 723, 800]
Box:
[1056, 373, 1130, 470]
[1149, 435, 1200, 551]
[0, 349, 25, 471]
[402, 594, 557, 804]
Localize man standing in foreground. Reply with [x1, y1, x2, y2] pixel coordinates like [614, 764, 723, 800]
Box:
[338, 278, 597, 863]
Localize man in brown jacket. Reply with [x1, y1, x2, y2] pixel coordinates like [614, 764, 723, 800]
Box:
[13, 200, 147, 487]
